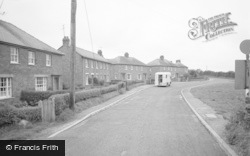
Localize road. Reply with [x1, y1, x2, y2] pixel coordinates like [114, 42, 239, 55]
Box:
[51, 81, 227, 156]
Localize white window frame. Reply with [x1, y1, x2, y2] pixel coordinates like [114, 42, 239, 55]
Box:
[91, 60, 94, 68]
[46, 54, 52, 66]
[137, 74, 141, 80]
[127, 73, 131, 80]
[35, 77, 47, 91]
[86, 73, 89, 85]
[0, 77, 12, 99]
[10, 47, 19, 64]
[114, 74, 117, 79]
[149, 68, 152, 72]
[96, 61, 98, 69]
[85, 59, 89, 68]
[100, 62, 102, 69]
[125, 65, 128, 70]
[28, 51, 35, 65]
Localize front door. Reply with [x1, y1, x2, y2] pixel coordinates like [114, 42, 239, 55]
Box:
[53, 76, 59, 90]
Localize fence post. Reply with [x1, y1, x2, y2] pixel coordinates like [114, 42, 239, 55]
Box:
[39, 98, 55, 122]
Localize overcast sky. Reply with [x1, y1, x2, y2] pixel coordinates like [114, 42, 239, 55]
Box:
[1, 0, 250, 72]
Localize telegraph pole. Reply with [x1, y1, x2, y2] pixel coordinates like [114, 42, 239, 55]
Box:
[69, 0, 77, 110]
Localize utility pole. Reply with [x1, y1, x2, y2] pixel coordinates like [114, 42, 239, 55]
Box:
[69, 0, 77, 110]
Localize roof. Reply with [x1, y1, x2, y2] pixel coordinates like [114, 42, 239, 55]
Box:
[175, 62, 188, 68]
[108, 56, 146, 66]
[147, 59, 177, 67]
[76, 47, 110, 63]
[0, 20, 62, 55]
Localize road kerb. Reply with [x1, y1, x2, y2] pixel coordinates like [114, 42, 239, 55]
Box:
[181, 85, 238, 156]
[48, 86, 152, 138]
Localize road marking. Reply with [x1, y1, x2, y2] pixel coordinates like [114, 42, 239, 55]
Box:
[181, 83, 238, 156]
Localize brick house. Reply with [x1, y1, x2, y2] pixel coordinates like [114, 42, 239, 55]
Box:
[0, 20, 63, 101]
[147, 55, 188, 81]
[108, 52, 148, 82]
[58, 37, 112, 88]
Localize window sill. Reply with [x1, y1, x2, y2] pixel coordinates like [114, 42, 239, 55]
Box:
[10, 62, 20, 65]
[0, 97, 14, 101]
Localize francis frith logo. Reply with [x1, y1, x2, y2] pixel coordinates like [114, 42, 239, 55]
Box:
[188, 12, 237, 41]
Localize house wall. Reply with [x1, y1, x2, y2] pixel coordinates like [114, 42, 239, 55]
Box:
[58, 43, 112, 88]
[0, 43, 63, 100]
[111, 64, 148, 81]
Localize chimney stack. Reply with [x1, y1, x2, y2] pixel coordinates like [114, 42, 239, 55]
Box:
[160, 55, 164, 60]
[62, 36, 70, 47]
[124, 52, 129, 58]
[98, 50, 103, 57]
[176, 60, 181, 63]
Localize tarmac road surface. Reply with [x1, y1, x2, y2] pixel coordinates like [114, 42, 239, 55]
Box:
[51, 81, 227, 156]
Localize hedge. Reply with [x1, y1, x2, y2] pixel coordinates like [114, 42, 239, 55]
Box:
[20, 90, 70, 106]
[52, 82, 125, 116]
[0, 103, 41, 127]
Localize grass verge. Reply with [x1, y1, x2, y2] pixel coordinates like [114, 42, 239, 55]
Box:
[191, 81, 250, 156]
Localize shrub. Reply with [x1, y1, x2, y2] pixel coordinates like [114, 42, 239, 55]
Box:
[20, 90, 69, 106]
[75, 89, 101, 102]
[18, 107, 41, 122]
[0, 103, 41, 127]
[0, 103, 19, 127]
[100, 85, 118, 94]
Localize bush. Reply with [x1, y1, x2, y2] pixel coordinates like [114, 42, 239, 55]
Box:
[18, 107, 41, 122]
[100, 85, 118, 94]
[75, 89, 101, 102]
[226, 109, 250, 156]
[0, 103, 19, 126]
[20, 90, 69, 106]
[0, 103, 41, 127]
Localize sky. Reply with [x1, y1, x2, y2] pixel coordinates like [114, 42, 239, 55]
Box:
[1, 0, 250, 72]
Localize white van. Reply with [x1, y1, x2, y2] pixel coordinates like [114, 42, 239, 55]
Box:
[155, 72, 171, 87]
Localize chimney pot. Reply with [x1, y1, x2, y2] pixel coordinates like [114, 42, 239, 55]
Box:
[63, 36, 70, 47]
[160, 55, 164, 60]
[98, 50, 103, 57]
[124, 52, 129, 58]
[176, 60, 181, 63]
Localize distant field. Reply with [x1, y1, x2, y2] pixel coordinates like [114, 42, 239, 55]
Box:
[191, 81, 245, 119]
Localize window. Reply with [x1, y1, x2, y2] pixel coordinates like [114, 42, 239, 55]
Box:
[46, 54, 52, 66]
[28, 51, 35, 65]
[10, 47, 19, 63]
[138, 74, 141, 80]
[136, 66, 138, 71]
[96, 61, 98, 69]
[103, 63, 106, 69]
[106, 64, 109, 70]
[85, 59, 89, 68]
[86, 74, 89, 85]
[114, 74, 117, 79]
[149, 68, 152, 72]
[125, 65, 128, 70]
[131, 66, 133, 70]
[91, 60, 94, 68]
[100, 62, 102, 69]
[164, 67, 166, 70]
[0, 77, 12, 99]
[127, 74, 131, 80]
[141, 67, 143, 71]
[35, 77, 47, 91]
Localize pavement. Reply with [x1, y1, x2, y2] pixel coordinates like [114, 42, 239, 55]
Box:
[181, 81, 238, 156]
[42, 80, 234, 156]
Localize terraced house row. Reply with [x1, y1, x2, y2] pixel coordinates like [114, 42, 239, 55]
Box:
[0, 20, 188, 101]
